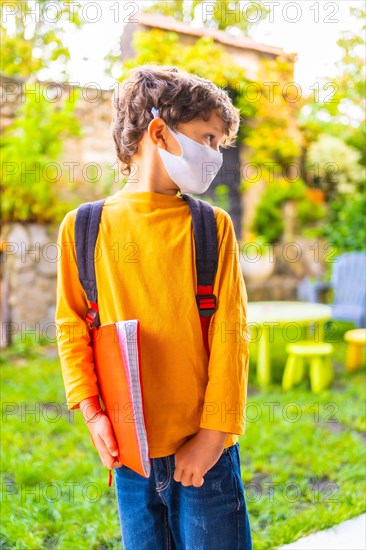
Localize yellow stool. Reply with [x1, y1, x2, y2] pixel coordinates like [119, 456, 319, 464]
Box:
[282, 341, 334, 394]
[344, 329, 366, 371]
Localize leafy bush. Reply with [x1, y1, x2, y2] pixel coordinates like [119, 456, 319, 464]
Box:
[251, 178, 326, 244]
[306, 135, 364, 202]
[0, 334, 49, 364]
[213, 184, 231, 212]
[323, 180, 366, 253]
[1, 83, 82, 223]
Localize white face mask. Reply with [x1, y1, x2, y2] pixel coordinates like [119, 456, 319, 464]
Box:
[151, 107, 223, 195]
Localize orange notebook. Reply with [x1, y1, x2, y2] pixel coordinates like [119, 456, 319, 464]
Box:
[89, 319, 150, 478]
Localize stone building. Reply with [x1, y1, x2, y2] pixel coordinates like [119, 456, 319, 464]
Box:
[1, 15, 311, 345]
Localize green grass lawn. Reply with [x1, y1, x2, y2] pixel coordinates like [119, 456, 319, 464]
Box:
[1, 322, 365, 549]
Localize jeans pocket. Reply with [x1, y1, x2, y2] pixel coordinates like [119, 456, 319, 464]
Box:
[227, 443, 246, 512]
[222, 442, 237, 454]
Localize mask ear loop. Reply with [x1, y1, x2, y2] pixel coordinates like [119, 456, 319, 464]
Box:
[150, 106, 170, 151]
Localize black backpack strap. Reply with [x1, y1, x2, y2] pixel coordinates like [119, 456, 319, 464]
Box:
[181, 193, 218, 358]
[75, 199, 105, 329]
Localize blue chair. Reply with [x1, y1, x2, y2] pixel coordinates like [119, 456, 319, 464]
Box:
[297, 252, 366, 328]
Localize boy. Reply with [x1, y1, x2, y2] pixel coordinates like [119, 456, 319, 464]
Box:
[55, 64, 252, 549]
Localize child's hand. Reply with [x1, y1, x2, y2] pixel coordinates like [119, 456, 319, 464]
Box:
[173, 428, 228, 488]
[87, 411, 122, 469]
[80, 396, 122, 469]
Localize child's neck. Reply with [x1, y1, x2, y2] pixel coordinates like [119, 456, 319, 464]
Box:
[122, 180, 179, 196]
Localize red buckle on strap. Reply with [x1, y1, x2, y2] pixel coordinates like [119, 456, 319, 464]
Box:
[196, 285, 216, 357]
[196, 285, 217, 317]
[86, 302, 99, 328]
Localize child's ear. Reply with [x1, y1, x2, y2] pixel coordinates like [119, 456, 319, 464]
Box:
[148, 118, 167, 148]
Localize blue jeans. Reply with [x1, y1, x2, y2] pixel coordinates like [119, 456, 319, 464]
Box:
[114, 442, 252, 550]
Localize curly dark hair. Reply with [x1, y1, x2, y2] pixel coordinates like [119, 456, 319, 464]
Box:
[111, 64, 241, 176]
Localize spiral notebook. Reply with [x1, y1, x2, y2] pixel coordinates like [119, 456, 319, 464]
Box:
[89, 319, 150, 478]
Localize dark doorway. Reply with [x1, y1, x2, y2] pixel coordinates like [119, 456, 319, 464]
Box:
[201, 87, 242, 239]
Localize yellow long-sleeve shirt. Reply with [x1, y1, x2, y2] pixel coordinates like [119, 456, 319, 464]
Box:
[55, 189, 250, 458]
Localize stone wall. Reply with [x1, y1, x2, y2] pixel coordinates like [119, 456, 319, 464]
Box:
[242, 236, 329, 301]
[1, 223, 59, 346]
[1, 220, 327, 347]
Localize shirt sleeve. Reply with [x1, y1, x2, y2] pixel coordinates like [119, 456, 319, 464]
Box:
[55, 210, 100, 411]
[199, 208, 250, 436]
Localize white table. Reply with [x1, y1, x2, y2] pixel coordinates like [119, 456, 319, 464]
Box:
[247, 301, 332, 386]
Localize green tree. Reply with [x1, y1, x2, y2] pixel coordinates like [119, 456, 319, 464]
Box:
[119, 27, 258, 131]
[109, 8, 302, 241]
[251, 178, 325, 244]
[306, 135, 364, 202]
[105, 0, 270, 79]
[1, 83, 82, 223]
[323, 180, 366, 254]
[240, 54, 305, 230]
[141, 0, 269, 35]
[299, 5, 366, 165]
[0, 0, 83, 80]
[296, 5, 365, 254]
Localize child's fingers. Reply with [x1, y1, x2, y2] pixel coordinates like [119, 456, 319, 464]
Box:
[98, 429, 119, 457]
[173, 465, 182, 483]
[96, 416, 119, 457]
[96, 434, 119, 469]
[173, 465, 204, 487]
[102, 433, 119, 457]
[192, 474, 205, 488]
[88, 416, 119, 467]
